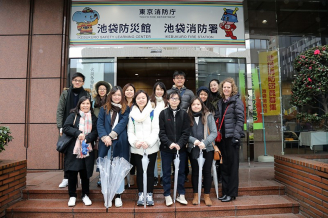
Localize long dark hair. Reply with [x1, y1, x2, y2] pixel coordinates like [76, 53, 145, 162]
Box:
[187, 97, 209, 126]
[132, 90, 149, 111]
[122, 83, 136, 107]
[70, 96, 93, 114]
[103, 86, 127, 114]
[150, 82, 168, 107]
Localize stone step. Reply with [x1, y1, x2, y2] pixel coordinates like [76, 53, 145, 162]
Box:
[6, 195, 300, 218]
[23, 180, 285, 200]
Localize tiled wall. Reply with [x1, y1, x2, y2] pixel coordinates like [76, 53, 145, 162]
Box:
[274, 155, 328, 218]
[0, 0, 69, 169]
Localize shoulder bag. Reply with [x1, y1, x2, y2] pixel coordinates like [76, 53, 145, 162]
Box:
[56, 115, 77, 153]
[215, 105, 229, 143]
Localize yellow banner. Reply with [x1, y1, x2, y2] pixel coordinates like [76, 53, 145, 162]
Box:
[259, 51, 280, 116]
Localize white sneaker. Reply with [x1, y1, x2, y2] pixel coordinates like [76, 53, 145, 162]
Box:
[82, 195, 92, 206]
[59, 179, 68, 188]
[68, 197, 76, 207]
[176, 194, 188, 205]
[165, 195, 173, 206]
[115, 197, 122, 207]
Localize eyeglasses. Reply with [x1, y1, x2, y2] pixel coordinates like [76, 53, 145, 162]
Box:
[99, 89, 107, 91]
[174, 77, 185, 80]
[73, 79, 83, 83]
[170, 97, 180, 102]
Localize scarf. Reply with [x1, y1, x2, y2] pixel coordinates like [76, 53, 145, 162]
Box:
[223, 97, 230, 103]
[111, 102, 122, 126]
[130, 101, 152, 123]
[155, 96, 163, 102]
[192, 111, 202, 117]
[73, 110, 93, 158]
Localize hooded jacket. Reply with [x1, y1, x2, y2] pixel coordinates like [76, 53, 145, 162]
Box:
[159, 106, 190, 153]
[216, 94, 245, 140]
[127, 101, 160, 156]
[167, 85, 194, 111]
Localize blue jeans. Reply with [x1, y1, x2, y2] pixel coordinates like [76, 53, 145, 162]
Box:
[108, 146, 125, 194]
[161, 151, 186, 197]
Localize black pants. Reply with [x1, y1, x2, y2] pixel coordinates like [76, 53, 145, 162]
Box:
[190, 150, 214, 194]
[68, 169, 89, 198]
[130, 153, 136, 175]
[220, 137, 239, 197]
[134, 152, 157, 193]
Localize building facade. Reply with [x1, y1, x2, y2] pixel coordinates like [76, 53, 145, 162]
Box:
[0, 0, 327, 169]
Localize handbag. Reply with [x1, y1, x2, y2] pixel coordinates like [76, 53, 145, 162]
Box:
[207, 127, 222, 163]
[56, 115, 77, 153]
[215, 105, 229, 143]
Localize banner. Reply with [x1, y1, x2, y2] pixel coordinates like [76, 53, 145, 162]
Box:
[258, 51, 281, 116]
[70, 3, 245, 46]
[251, 68, 263, 129]
[238, 70, 247, 130]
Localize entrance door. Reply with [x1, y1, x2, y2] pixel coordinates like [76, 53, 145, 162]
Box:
[117, 57, 196, 95]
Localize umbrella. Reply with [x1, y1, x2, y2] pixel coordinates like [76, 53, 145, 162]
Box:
[96, 147, 132, 208]
[211, 160, 219, 198]
[197, 149, 205, 204]
[141, 149, 149, 208]
[173, 150, 180, 203]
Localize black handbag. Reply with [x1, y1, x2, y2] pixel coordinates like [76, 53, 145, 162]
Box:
[56, 115, 77, 153]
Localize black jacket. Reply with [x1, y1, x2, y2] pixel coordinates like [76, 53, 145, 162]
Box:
[63, 112, 98, 178]
[167, 86, 194, 111]
[159, 107, 190, 153]
[216, 94, 245, 140]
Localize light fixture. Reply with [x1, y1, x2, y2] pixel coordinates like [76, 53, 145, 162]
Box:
[135, 74, 139, 76]
[262, 20, 268, 24]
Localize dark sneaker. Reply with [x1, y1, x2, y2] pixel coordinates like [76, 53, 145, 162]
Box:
[154, 177, 158, 186]
[160, 177, 163, 186]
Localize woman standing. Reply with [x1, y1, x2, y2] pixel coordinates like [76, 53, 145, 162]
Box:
[196, 86, 215, 113]
[123, 83, 135, 108]
[97, 86, 130, 208]
[123, 83, 136, 186]
[159, 91, 190, 206]
[187, 97, 217, 206]
[63, 96, 98, 207]
[150, 82, 168, 186]
[208, 79, 221, 120]
[92, 81, 112, 117]
[92, 81, 112, 186]
[216, 78, 244, 202]
[128, 90, 160, 206]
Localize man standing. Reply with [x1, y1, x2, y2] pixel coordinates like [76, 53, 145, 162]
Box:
[167, 70, 194, 182]
[56, 72, 91, 188]
[167, 70, 194, 111]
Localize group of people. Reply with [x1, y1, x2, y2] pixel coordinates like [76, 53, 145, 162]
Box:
[56, 70, 245, 208]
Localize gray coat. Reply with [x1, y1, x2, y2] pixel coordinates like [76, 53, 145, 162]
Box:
[217, 94, 245, 140]
[167, 85, 194, 111]
[187, 112, 217, 152]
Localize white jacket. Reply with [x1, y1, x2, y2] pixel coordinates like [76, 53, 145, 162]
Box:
[128, 101, 160, 156]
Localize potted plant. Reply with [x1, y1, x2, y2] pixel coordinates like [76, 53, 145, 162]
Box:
[0, 125, 14, 153]
[291, 45, 328, 131]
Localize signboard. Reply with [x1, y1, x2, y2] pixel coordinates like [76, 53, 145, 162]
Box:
[70, 3, 245, 46]
[251, 68, 263, 129]
[258, 51, 281, 116]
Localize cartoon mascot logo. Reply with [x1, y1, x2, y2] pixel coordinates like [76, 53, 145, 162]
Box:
[72, 7, 100, 35]
[219, 7, 239, 40]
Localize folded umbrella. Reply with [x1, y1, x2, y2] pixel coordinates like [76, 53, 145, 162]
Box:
[173, 150, 180, 203]
[197, 149, 205, 204]
[212, 160, 219, 198]
[141, 149, 149, 208]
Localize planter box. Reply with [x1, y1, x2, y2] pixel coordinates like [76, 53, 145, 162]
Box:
[0, 160, 27, 217]
[274, 154, 328, 217]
